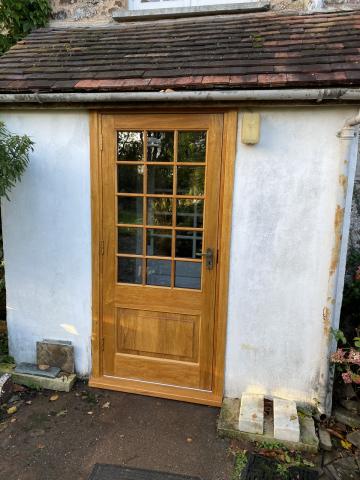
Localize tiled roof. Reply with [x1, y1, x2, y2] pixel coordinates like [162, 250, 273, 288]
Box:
[0, 10, 359, 93]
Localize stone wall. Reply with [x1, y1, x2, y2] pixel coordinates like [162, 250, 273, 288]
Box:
[49, 0, 359, 23]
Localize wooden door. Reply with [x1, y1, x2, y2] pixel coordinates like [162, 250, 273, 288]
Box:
[93, 113, 225, 405]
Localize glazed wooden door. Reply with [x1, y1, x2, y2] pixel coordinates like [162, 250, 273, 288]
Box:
[100, 113, 223, 403]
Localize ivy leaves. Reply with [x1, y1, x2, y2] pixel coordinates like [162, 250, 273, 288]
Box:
[0, 0, 51, 54]
[0, 122, 34, 200]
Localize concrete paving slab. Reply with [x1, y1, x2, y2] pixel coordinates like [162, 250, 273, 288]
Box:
[238, 394, 264, 435]
[273, 398, 300, 443]
[15, 362, 61, 378]
[0, 363, 76, 392]
[218, 397, 318, 453]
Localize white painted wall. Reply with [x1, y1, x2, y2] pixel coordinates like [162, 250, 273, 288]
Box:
[225, 107, 358, 405]
[0, 107, 357, 404]
[0, 111, 92, 376]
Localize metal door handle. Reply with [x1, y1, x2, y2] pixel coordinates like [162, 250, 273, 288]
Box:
[196, 248, 214, 270]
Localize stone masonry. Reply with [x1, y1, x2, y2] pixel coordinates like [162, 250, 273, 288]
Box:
[49, 0, 360, 24]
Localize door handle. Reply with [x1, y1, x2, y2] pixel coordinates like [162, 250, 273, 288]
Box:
[197, 248, 214, 270]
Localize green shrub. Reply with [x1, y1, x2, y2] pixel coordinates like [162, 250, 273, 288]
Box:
[0, 0, 51, 54]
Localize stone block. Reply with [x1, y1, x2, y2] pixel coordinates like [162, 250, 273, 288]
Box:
[318, 427, 332, 451]
[0, 364, 76, 392]
[273, 398, 300, 443]
[37, 339, 74, 374]
[238, 394, 264, 435]
[347, 430, 360, 449]
[333, 407, 360, 429]
[299, 415, 319, 448]
[15, 362, 60, 378]
[0, 373, 13, 404]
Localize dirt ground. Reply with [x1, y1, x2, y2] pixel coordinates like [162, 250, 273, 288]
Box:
[0, 381, 233, 480]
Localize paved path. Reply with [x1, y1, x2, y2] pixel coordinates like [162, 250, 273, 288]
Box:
[0, 382, 232, 480]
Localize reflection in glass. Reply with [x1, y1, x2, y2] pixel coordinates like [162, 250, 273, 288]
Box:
[117, 131, 143, 161]
[147, 259, 171, 287]
[177, 166, 205, 196]
[178, 131, 206, 163]
[147, 229, 172, 257]
[147, 198, 173, 226]
[175, 230, 202, 259]
[175, 261, 201, 290]
[118, 257, 142, 284]
[117, 164, 144, 193]
[118, 227, 143, 255]
[147, 165, 173, 194]
[147, 131, 174, 162]
[118, 197, 143, 225]
[176, 199, 203, 228]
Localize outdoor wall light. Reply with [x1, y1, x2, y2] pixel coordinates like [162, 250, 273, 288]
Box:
[241, 113, 261, 145]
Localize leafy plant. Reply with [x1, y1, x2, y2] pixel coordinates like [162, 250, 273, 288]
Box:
[0, 122, 34, 200]
[0, 0, 51, 55]
[232, 451, 248, 480]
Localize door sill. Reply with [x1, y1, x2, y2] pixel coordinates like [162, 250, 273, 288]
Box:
[89, 375, 222, 406]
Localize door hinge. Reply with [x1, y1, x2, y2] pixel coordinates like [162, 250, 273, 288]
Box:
[100, 240, 104, 255]
[101, 337, 105, 351]
[99, 135, 103, 152]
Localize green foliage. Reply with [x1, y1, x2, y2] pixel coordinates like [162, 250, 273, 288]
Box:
[0, 0, 51, 54]
[331, 327, 347, 345]
[232, 451, 248, 480]
[0, 121, 33, 200]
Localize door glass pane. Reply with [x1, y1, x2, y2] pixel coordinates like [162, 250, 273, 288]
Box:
[118, 227, 143, 255]
[177, 166, 205, 196]
[175, 261, 201, 290]
[176, 199, 204, 228]
[147, 259, 171, 287]
[147, 229, 172, 257]
[118, 257, 142, 284]
[175, 230, 202, 259]
[178, 131, 206, 163]
[147, 198, 173, 226]
[147, 131, 174, 162]
[118, 197, 143, 225]
[118, 131, 144, 161]
[117, 164, 144, 193]
[147, 165, 173, 194]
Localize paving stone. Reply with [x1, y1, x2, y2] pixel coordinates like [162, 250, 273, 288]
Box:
[299, 414, 319, 448]
[324, 456, 360, 480]
[347, 430, 360, 449]
[273, 398, 300, 443]
[15, 362, 60, 379]
[37, 340, 75, 374]
[333, 408, 360, 429]
[0, 363, 76, 392]
[238, 394, 264, 435]
[340, 399, 360, 414]
[319, 427, 333, 451]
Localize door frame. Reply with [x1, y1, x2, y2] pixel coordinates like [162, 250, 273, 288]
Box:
[89, 109, 238, 406]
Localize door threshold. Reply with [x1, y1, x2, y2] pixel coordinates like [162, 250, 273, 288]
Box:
[89, 375, 222, 406]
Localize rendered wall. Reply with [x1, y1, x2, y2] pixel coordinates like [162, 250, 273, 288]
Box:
[0, 111, 92, 376]
[0, 107, 357, 404]
[225, 107, 357, 404]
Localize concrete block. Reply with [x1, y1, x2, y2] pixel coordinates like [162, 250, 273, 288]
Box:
[273, 398, 300, 443]
[37, 339, 75, 374]
[299, 415, 319, 448]
[238, 394, 264, 435]
[318, 427, 332, 451]
[0, 364, 76, 392]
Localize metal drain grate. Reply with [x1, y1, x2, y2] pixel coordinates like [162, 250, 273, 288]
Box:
[241, 454, 319, 480]
[88, 465, 201, 480]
